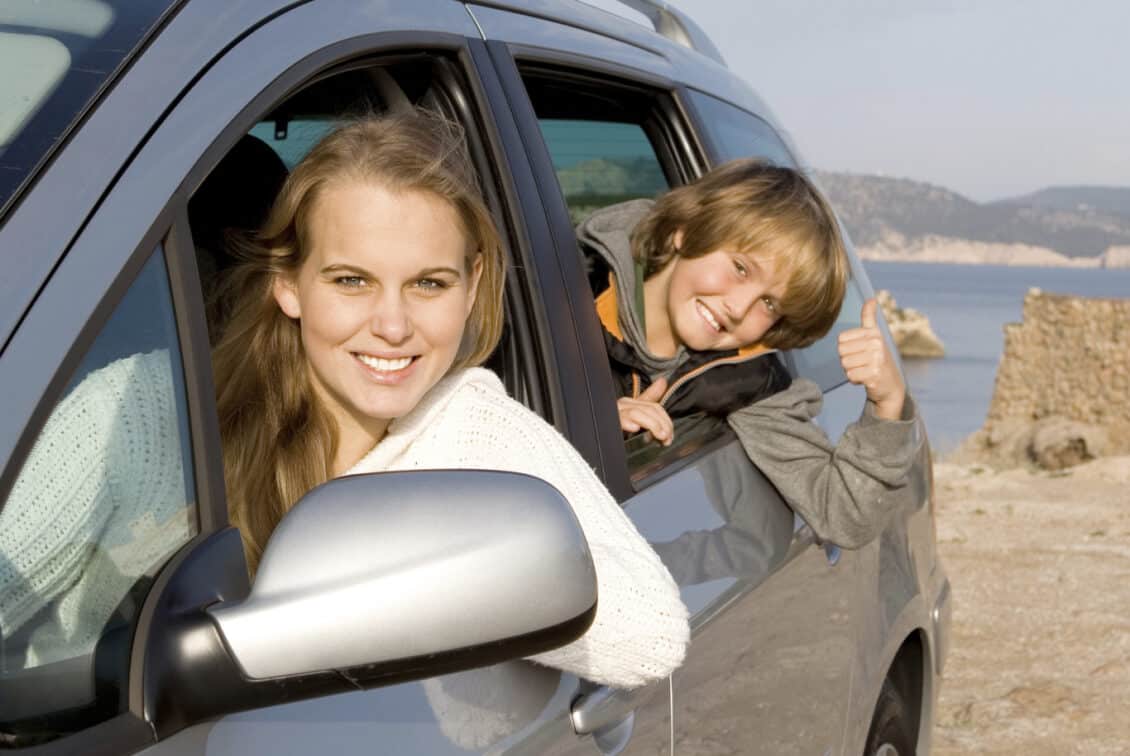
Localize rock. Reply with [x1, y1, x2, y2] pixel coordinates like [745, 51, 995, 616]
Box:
[876, 289, 945, 358]
[1028, 417, 1108, 471]
[949, 416, 1109, 472]
[1101, 245, 1130, 268]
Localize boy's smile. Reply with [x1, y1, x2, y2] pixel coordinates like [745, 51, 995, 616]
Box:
[643, 241, 789, 356]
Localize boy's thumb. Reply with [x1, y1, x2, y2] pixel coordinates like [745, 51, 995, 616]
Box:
[639, 376, 668, 402]
[861, 298, 879, 329]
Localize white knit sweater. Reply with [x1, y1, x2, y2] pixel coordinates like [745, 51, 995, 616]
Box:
[346, 367, 689, 688]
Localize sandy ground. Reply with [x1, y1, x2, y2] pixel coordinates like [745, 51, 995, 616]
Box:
[930, 455, 1130, 755]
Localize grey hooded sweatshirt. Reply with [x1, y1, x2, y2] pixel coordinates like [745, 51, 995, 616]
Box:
[577, 200, 925, 549]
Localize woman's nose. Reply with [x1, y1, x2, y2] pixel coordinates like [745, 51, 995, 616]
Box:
[368, 293, 412, 344]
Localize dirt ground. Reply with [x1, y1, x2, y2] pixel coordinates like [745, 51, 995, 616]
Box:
[930, 455, 1130, 755]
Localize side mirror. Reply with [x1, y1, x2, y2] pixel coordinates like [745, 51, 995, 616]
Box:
[210, 469, 597, 679]
[143, 470, 597, 736]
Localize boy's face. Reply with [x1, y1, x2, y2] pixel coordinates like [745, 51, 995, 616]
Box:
[660, 234, 789, 352]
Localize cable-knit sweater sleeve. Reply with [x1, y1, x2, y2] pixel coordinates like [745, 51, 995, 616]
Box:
[725, 378, 924, 549]
[350, 369, 689, 689]
[0, 350, 191, 657]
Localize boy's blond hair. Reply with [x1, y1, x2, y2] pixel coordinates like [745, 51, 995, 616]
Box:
[631, 158, 849, 350]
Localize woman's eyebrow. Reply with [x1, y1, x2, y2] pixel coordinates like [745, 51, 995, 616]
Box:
[415, 266, 463, 279]
[320, 263, 372, 276]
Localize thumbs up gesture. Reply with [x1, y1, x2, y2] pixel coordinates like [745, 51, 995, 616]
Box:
[837, 298, 906, 420]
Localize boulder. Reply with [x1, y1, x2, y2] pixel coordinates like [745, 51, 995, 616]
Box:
[949, 416, 1109, 471]
[1029, 417, 1108, 471]
[876, 289, 945, 358]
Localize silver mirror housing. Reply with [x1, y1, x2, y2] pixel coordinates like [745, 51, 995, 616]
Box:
[208, 470, 597, 680]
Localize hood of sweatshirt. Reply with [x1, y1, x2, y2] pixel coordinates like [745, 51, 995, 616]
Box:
[575, 199, 687, 376]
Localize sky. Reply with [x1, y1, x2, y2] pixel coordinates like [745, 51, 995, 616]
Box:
[671, 0, 1130, 203]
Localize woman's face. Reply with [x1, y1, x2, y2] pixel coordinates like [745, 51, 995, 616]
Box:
[273, 180, 482, 443]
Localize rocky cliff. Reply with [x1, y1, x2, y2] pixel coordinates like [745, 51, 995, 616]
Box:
[954, 291, 1130, 469]
[876, 289, 945, 358]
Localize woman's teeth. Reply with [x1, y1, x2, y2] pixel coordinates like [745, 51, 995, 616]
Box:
[697, 301, 722, 332]
[356, 354, 413, 372]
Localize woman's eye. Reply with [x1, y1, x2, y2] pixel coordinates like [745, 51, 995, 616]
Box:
[414, 278, 450, 293]
[733, 259, 748, 277]
[334, 275, 366, 289]
[762, 297, 777, 314]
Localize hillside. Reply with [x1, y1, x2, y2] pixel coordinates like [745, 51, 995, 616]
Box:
[995, 186, 1130, 217]
[814, 172, 1130, 264]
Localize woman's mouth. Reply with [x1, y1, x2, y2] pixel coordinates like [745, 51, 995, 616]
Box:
[696, 300, 723, 333]
[353, 352, 419, 383]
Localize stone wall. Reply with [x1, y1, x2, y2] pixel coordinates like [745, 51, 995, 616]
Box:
[985, 289, 1130, 454]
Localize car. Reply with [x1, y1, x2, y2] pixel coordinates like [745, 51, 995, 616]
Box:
[0, 0, 951, 754]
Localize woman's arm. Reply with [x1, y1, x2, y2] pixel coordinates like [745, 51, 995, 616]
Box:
[451, 377, 690, 689]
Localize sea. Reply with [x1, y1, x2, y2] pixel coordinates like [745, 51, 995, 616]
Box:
[862, 262, 1130, 454]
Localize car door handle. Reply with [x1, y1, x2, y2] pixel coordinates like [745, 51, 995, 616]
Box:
[570, 679, 663, 735]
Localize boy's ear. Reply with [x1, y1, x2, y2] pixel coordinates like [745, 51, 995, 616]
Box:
[672, 228, 685, 250]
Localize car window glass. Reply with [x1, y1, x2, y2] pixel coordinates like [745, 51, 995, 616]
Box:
[538, 119, 669, 225]
[686, 89, 862, 391]
[248, 117, 339, 169]
[0, 248, 197, 745]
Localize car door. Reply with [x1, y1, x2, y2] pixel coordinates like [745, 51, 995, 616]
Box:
[0, 2, 606, 754]
[476, 11, 861, 754]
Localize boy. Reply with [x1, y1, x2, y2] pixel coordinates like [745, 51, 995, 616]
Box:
[578, 159, 920, 549]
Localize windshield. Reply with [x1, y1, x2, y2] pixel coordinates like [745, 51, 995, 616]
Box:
[0, 0, 177, 219]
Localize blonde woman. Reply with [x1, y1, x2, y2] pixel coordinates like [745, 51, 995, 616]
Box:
[211, 110, 688, 689]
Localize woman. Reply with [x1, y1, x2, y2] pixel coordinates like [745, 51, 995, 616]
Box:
[211, 110, 688, 689]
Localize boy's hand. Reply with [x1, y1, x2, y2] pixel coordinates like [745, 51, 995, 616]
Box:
[837, 298, 906, 420]
[617, 377, 674, 446]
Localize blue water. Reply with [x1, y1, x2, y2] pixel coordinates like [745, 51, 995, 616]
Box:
[862, 262, 1130, 453]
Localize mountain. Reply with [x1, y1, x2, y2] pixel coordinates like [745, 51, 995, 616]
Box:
[814, 172, 1130, 265]
[995, 186, 1130, 217]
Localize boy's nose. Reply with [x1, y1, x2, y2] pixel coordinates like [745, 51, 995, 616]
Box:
[368, 293, 412, 344]
[724, 286, 760, 323]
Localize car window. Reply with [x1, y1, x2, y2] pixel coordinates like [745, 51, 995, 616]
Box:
[518, 68, 746, 485]
[538, 119, 669, 225]
[685, 88, 863, 392]
[0, 248, 197, 745]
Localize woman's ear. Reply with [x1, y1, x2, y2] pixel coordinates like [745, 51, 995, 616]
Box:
[465, 253, 484, 318]
[672, 228, 685, 250]
[272, 274, 302, 320]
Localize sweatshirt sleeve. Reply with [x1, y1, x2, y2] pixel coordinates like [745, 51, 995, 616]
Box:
[725, 378, 924, 549]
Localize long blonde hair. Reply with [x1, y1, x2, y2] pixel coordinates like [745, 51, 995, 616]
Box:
[211, 110, 505, 573]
